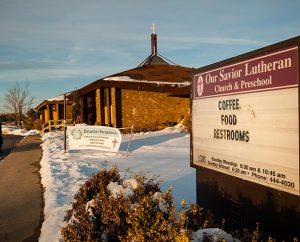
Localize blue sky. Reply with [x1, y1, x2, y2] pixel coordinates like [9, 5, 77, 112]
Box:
[0, 0, 300, 112]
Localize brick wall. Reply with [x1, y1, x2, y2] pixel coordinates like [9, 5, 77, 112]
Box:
[121, 89, 190, 130]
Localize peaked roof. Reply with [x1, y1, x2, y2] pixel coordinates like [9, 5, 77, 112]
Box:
[139, 54, 170, 66]
[109, 64, 192, 83]
[78, 64, 192, 96]
[35, 93, 73, 110]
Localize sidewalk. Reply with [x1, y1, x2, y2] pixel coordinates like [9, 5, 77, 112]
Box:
[0, 135, 43, 242]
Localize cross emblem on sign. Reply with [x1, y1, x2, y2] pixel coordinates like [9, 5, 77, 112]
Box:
[112, 138, 118, 148]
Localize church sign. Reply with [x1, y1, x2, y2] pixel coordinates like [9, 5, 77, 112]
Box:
[68, 125, 122, 152]
[192, 44, 299, 195]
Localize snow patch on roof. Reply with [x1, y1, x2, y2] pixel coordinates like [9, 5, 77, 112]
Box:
[104, 76, 190, 87]
[46, 95, 65, 101]
[46, 92, 72, 102]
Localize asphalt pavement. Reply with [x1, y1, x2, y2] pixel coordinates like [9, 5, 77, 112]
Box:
[0, 135, 43, 242]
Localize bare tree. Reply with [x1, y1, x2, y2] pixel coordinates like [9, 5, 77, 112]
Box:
[5, 81, 34, 128]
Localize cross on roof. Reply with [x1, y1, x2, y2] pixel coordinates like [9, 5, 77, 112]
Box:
[152, 23, 156, 34]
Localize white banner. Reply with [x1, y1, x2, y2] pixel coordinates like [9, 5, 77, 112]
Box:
[68, 125, 122, 152]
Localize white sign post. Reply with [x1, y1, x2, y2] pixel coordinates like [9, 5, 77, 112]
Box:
[192, 45, 299, 195]
[68, 125, 122, 152]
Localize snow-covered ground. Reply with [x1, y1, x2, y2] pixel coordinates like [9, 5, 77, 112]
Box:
[3, 125, 239, 242]
[39, 125, 196, 241]
[2, 124, 40, 136]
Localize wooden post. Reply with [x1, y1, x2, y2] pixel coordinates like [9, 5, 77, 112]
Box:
[111, 87, 116, 127]
[45, 105, 50, 123]
[104, 88, 111, 126]
[95, 88, 101, 125]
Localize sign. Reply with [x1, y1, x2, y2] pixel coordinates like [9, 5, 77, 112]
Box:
[192, 46, 299, 195]
[68, 125, 122, 152]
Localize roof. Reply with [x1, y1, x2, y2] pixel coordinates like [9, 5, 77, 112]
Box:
[111, 64, 192, 83]
[142, 55, 170, 65]
[35, 93, 73, 110]
[46, 95, 65, 102]
[138, 53, 177, 66]
[78, 64, 193, 96]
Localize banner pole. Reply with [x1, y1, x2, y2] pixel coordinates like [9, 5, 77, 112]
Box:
[126, 124, 134, 157]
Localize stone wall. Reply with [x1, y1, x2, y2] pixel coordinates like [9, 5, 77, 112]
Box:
[121, 89, 190, 131]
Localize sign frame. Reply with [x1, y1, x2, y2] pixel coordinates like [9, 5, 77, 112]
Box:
[191, 36, 300, 196]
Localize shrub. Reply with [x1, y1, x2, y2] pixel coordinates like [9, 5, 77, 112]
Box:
[61, 167, 180, 242]
[33, 119, 43, 130]
[61, 166, 120, 241]
[61, 167, 294, 242]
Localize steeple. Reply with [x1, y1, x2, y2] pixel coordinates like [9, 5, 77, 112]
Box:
[151, 23, 157, 55]
[138, 24, 177, 67]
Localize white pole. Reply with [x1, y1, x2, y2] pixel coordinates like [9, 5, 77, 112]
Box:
[126, 124, 134, 157]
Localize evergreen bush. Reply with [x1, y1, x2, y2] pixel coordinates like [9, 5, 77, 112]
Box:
[61, 167, 297, 242]
[61, 167, 181, 241]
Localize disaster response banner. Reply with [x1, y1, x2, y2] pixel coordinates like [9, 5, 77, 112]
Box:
[192, 45, 299, 195]
[68, 125, 122, 152]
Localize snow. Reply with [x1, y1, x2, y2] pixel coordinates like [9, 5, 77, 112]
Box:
[45, 92, 72, 102]
[46, 95, 65, 101]
[191, 228, 237, 242]
[38, 125, 197, 241]
[104, 75, 190, 87]
[3, 124, 238, 241]
[123, 178, 139, 189]
[107, 181, 135, 199]
[2, 125, 40, 136]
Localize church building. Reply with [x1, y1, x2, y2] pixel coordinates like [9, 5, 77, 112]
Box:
[75, 29, 193, 131]
[36, 29, 193, 132]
